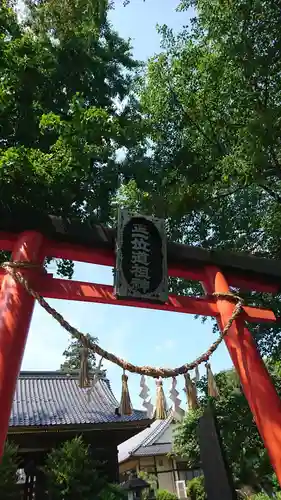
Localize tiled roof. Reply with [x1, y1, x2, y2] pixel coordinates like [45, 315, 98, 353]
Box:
[118, 411, 174, 463]
[9, 372, 148, 428]
[133, 443, 171, 457]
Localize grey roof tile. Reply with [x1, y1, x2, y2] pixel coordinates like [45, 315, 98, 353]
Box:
[9, 372, 148, 428]
[118, 411, 174, 463]
[140, 413, 173, 447]
[133, 443, 172, 456]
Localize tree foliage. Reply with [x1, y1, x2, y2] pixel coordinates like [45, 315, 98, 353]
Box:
[173, 366, 281, 493]
[186, 476, 206, 500]
[44, 436, 125, 500]
[155, 490, 178, 500]
[135, 0, 281, 251]
[0, 0, 143, 276]
[0, 441, 20, 500]
[2, 0, 281, 358]
[60, 333, 101, 373]
[114, 0, 281, 357]
[138, 470, 157, 500]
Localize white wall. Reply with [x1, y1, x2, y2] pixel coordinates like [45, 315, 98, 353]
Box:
[155, 455, 176, 494]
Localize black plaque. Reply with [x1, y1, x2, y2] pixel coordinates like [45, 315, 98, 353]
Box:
[114, 210, 168, 303]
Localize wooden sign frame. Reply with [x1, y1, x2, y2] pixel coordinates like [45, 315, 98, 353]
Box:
[114, 210, 168, 303]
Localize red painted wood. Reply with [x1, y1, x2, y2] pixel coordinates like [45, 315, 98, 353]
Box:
[203, 266, 281, 486]
[0, 232, 17, 251]
[31, 276, 275, 323]
[37, 277, 218, 316]
[0, 232, 45, 459]
[169, 265, 278, 293]
[0, 233, 279, 293]
[0, 269, 274, 321]
[46, 240, 279, 292]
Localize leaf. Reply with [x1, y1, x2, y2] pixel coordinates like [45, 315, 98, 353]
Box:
[0, 0, 144, 278]
[173, 364, 281, 491]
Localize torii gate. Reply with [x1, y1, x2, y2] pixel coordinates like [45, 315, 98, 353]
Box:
[1, 209, 281, 484]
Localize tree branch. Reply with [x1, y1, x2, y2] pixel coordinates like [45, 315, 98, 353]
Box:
[168, 82, 227, 156]
[212, 186, 243, 199]
[258, 184, 281, 204]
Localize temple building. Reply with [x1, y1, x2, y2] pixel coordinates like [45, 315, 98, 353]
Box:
[118, 411, 202, 498]
[9, 371, 150, 499]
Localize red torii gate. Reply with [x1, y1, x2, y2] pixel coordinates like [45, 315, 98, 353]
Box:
[1, 211, 281, 483]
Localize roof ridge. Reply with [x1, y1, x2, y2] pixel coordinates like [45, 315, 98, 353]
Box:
[18, 370, 108, 380]
[131, 410, 174, 454]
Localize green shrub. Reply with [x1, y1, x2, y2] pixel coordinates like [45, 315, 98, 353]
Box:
[138, 471, 157, 500]
[99, 483, 126, 500]
[242, 494, 281, 499]
[250, 495, 271, 499]
[44, 436, 125, 500]
[249, 494, 281, 500]
[0, 441, 20, 500]
[186, 476, 206, 500]
[155, 489, 178, 500]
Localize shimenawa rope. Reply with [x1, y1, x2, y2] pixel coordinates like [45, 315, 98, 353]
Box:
[1, 261, 244, 379]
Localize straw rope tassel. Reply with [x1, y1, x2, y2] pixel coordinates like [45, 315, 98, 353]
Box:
[79, 347, 91, 388]
[87, 356, 104, 402]
[155, 379, 167, 420]
[206, 363, 219, 398]
[120, 371, 132, 415]
[184, 373, 198, 410]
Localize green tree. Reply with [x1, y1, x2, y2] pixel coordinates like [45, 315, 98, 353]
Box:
[44, 436, 125, 500]
[60, 333, 101, 373]
[0, 0, 144, 277]
[135, 0, 281, 250]
[155, 490, 178, 500]
[173, 366, 281, 493]
[0, 441, 20, 500]
[138, 470, 157, 500]
[186, 476, 206, 500]
[116, 0, 281, 357]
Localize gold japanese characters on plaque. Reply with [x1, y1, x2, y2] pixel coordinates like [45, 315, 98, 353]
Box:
[114, 210, 168, 303]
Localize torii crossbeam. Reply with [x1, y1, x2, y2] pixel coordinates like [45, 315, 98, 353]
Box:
[0, 209, 281, 484]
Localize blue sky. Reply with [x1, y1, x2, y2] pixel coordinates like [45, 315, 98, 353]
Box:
[21, 0, 233, 409]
